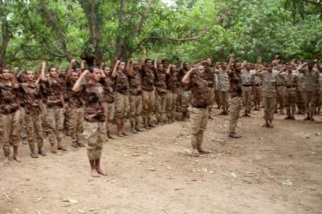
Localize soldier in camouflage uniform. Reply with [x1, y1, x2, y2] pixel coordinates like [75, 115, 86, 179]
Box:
[73, 66, 107, 177]
[217, 62, 230, 115]
[154, 61, 167, 125]
[178, 62, 191, 121]
[166, 64, 179, 123]
[182, 65, 210, 155]
[241, 63, 254, 117]
[0, 68, 21, 164]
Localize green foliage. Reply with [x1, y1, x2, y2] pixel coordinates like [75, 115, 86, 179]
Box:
[0, 0, 321, 69]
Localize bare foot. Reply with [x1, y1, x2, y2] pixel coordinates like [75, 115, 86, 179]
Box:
[91, 169, 100, 177]
[3, 157, 9, 165]
[13, 155, 21, 162]
[96, 167, 106, 176]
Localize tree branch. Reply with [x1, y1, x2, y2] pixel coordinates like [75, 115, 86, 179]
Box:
[302, 0, 322, 6]
[133, 0, 156, 35]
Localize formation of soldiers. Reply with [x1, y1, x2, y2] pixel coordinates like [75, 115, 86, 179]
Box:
[0, 51, 321, 176]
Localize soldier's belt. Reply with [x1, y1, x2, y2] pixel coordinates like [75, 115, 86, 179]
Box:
[243, 84, 252, 87]
[286, 85, 296, 88]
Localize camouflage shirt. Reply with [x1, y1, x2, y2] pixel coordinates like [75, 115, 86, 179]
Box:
[100, 76, 115, 103]
[0, 81, 19, 114]
[20, 83, 42, 115]
[140, 67, 155, 92]
[154, 70, 167, 96]
[228, 71, 242, 98]
[190, 76, 209, 108]
[58, 76, 69, 102]
[260, 71, 278, 98]
[204, 67, 215, 87]
[66, 79, 83, 108]
[166, 70, 179, 93]
[127, 70, 142, 96]
[41, 78, 63, 107]
[179, 68, 191, 91]
[298, 69, 320, 92]
[114, 71, 129, 95]
[79, 79, 106, 122]
[217, 69, 230, 92]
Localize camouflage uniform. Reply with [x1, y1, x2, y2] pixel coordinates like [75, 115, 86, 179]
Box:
[241, 69, 253, 114]
[189, 76, 209, 151]
[41, 78, 66, 151]
[279, 72, 299, 117]
[217, 69, 230, 113]
[154, 70, 167, 123]
[20, 82, 44, 154]
[276, 74, 285, 114]
[251, 70, 262, 109]
[204, 67, 215, 115]
[178, 68, 191, 117]
[114, 71, 129, 125]
[127, 70, 143, 127]
[79, 80, 106, 161]
[140, 67, 155, 124]
[166, 70, 179, 120]
[298, 68, 320, 115]
[0, 81, 21, 157]
[228, 71, 242, 134]
[100, 75, 115, 133]
[213, 72, 220, 108]
[66, 79, 84, 145]
[260, 71, 278, 122]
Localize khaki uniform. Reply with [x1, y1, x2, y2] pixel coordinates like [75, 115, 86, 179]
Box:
[140, 67, 155, 121]
[228, 71, 242, 133]
[294, 71, 305, 112]
[127, 70, 142, 126]
[204, 67, 215, 114]
[260, 71, 278, 121]
[189, 76, 209, 151]
[20, 83, 44, 153]
[280, 72, 299, 114]
[0, 82, 21, 156]
[42, 78, 65, 148]
[299, 68, 320, 114]
[154, 70, 167, 123]
[114, 72, 129, 125]
[66, 79, 84, 144]
[178, 68, 191, 113]
[241, 69, 253, 113]
[276, 74, 285, 113]
[166, 70, 179, 119]
[217, 69, 230, 110]
[100, 76, 115, 132]
[251, 70, 262, 104]
[79, 80, 106, 160]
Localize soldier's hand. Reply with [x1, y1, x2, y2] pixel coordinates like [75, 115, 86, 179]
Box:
[83, 70, 90, 75]
[13, 67, 19, 74]
[42, 62, 46, 68]
[116, 60, 120, 64]
[71, 59, 76, 65]
[143, 48, 147, 55]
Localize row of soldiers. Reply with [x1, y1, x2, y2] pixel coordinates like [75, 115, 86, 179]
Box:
[0, 52, 321, 175]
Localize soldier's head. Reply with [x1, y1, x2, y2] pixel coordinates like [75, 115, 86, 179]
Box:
[246, 63, 251, 71]
[59, 69, 66, 76]
[307, 61, 314, 70]
[89, 66, 101, 82]
[145, 59, 152, 68]
[25, 70, 35, 81]
[75, 67, 82, 76]
[183, 62, 189, 70]
[103, 65, 111, 76]
[157, 63, 164, 72]
[131, 60, 139, 70]
[170, 64, 177, 72]
[71, 71, 79, 81]
[195, 65, 205, 78]
[1, 69, 11, 80]
[117, 61, 126, 71]
[266, 64, 273, 72]
[48, 66, 57, 78]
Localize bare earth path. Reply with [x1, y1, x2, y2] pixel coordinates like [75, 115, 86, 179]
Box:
[1, 108, 322, 214]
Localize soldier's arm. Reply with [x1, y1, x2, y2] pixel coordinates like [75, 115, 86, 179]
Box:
[112, 60, 120, 78]
[182, 68, 194, 84]
[40, 62, 47, 81]
[73, 70, 89, 92]
[166, 64, 171, 75]
[225, 57, 234, 74]
[11, 67, 20, 88]
[67, 59, 76, 80]
[140, 49, 146, 71]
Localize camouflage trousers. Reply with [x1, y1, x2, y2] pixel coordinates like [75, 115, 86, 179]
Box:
[83, 121, 106, 161]
[214, 89, 220, 107]
[219, 91, 229, 110]
[166, 91, 177, 118]
[102, 102, 115, 133]
[229, 96, 242, 133]
[263, 96, 276, 121]
[20, 107, 27, 139]
[114, 92, 129, 125]
[129, 95, 142, 125]
[242, 90, 252, 112]
[276, 86, 284, 109]
[283, 88, 298, 113]
[25, 113, 43, 152]
[1, 110, 21, 156]
[155, 94, 166, 123]
[68, 107, 84, 143]
[207, 87, 214, 110]
[47, 107, 64, 145]
[189, 106, 208, 150]
[180, 90, 191, 113]
[316, 93, 322, 108]
[253, 86, 262, 102]
[142, 90, 154, 120]
[297, 91, 305, 110]
[303, 91, 316, 114]
[42, 104, 50, 133]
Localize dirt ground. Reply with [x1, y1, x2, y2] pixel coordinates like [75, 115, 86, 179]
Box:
[0, 108, 322, 214]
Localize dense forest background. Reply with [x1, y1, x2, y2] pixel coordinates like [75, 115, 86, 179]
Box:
[0, 0, 321, 69]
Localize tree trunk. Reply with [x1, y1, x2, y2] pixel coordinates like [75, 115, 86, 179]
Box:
[0, 1, 11, 68]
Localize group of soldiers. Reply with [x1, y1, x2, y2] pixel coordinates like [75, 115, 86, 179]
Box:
[0, 51, 321, 176]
